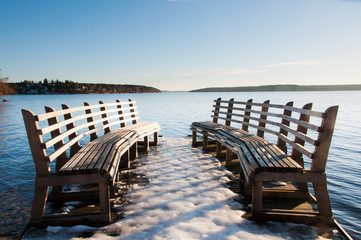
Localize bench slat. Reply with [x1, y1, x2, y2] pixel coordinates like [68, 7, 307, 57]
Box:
[40, 107, 138, 136]
[70, 143, 97, 170]
[226, 130, 282, 172]
[77, 144, 105, 173]
[258, 141, 303, 172]
[217, 128, 304, 173]
[92, 142, 117, 174]
[217, 130, 262, 173]
[221, 100, 326, 118]
[100, 131, 135, 174]
[249, 141, 283, 171]
[213, 112, 318, 146]
[37, 101, 136, 121]
[212, 109, 320, 133]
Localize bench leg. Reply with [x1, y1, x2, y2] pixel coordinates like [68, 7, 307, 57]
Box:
[244, 180, 252, 196]
[313, 182, 333, 218]
[50, 186, 63, 197]
[296, 182, 309, 192]
[153, 132, 159, 146]
[99, 182, 111, 223]
[192, 131, 197, 147]
[202, 134, 209, 151]
[226, 148, 233, 166]
[216, 141, 222, 157]
[119, 149, 130, 169]
[130, 142, 138, 159]
[143, 136, 150, 152]
[30, 185, 49, 221]
[252, 181, 263, 214]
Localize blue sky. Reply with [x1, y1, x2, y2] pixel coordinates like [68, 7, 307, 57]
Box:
[1, 0, 361, 91]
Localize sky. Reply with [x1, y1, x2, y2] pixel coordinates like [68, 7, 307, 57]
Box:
[1, 0, 361, 91]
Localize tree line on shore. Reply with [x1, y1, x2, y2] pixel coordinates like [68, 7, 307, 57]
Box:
[0, 72, 15, 97]
[5, 79, 161, 95]
[191, 84, 361, 92]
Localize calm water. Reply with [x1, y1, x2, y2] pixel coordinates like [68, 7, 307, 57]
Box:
[0, 92, 360, 239]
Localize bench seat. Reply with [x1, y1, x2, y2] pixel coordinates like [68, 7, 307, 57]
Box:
[216, 128, 303, 173]
[119, 122, 160, 138]
[214, 128, 304, 185]
[59, 130, 138, 180]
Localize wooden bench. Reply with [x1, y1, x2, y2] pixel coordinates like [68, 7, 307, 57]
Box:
[191, 98, 338, 224]
[22, 99, 160, 226]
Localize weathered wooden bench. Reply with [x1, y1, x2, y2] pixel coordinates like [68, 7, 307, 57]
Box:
[22, 99, 160, 226]
[191, 98, 338, 224]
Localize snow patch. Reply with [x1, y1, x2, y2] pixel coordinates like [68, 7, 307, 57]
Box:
[23, 137, 324, 240]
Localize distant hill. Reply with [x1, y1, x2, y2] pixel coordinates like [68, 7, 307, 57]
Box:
[190, 84, 361, 92]
[8, 80, 161, 94]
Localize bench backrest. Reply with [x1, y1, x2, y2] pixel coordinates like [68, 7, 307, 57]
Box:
[22, 99, 139, 177]
[211, 98, 338, 173]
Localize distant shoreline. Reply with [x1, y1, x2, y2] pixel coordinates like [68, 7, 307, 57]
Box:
[190, 84, 361, 92]
[7, 81, 161, 95]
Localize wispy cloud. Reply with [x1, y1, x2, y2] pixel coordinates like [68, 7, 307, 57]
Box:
[267, 60, 322, 67]
[177, 68, 262, 77]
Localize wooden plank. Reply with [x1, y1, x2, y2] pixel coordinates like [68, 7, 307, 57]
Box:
[277, 133, 314, 159]
[21, 109, 49, 176]
[36, 101, 133, 121]
[260, 141, 302, 172]
[44, 106, 68, 171]
[84, 102, 98, 141]
[101, 138, 128, 174]
[43, 113, 139, 150]
[84, 144, 109, 173]
[212, 97, 222, 123]
[242, 99, 252, 131]
[252, 181, 263, 213]
[45, 106, 67, 195]
[99, 182, 111, 223]
[225, 98, 234, 126]
[71, 144, 102, 174]
[219, 128, 303, 173]
[30, 186, 49, 220]
[116, 99, 126, 127]
[40, 106, 139, 136]
[231, 100, 324, 119]
[257, 100, 270, 138]
[244, 141, 268, 171]
[250, 140, 283, 171]
[128, 99, 138, 124]
[227, 130, 281, 172]
[78, 143, 104, 173]
[311, 106, 338, 172]
[108, 143, 131, 180]
[99, 101, 111, 134]
[92, 142, 117, 174]
[65, 144, 95, 173]
[216, 109, 320, 134]
[62, 104, 81, 157]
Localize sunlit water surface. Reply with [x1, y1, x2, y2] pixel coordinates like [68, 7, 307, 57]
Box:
[0, 91, 360, 239]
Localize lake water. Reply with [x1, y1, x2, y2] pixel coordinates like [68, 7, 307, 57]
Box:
[0, 91, 360, 239]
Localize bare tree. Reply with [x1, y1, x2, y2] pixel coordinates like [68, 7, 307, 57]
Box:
[0, 69, 15, 98]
